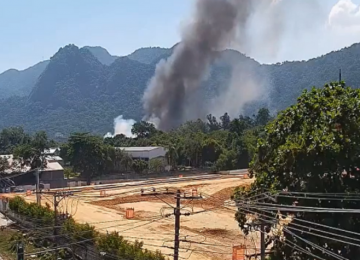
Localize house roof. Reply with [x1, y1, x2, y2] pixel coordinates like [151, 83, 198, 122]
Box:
[44, 148, 60, 154]
[46, 156, 63, 162]
[0, 154, 63, 174]
[44, 161, 63, 171]
[116, 147, 162, 152]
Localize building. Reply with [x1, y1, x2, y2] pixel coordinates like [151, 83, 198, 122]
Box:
[116, 146, 167, 161]
[44, 147, 61, 156]
[0, 154, 66, 191]
[46, 155, 64, 166]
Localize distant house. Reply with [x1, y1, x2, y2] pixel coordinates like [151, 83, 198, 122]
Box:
[46, 155, 64, 166]
[44, 147, 61, 156]
[116, 146, 167, 161]
[114, 147, 168, 172]
[0, 154, 66, 191]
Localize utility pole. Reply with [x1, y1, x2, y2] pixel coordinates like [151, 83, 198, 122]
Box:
[173, 190, 181, 260]
[50, 191, 73, 260]
[173, 189, 193, 260]
[141, 188, 194, 260]
[54, 193, 59, 260]
[260, 223, 265, 260]
[16, 241, 24, 260]
[34, 169, 41, 205]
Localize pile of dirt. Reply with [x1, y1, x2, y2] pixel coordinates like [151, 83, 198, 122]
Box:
[89, 185, 245, 214]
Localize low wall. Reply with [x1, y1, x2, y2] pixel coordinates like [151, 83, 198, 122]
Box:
[89, 169, 213, 185]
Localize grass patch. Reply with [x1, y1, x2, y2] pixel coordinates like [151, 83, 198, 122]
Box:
[0, 227, 40, 260]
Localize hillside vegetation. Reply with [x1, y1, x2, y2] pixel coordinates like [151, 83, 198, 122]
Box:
[1, 43, 360, 137]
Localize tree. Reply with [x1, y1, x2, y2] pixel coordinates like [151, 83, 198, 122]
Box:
[120, 152, 133, 172]
[132, 159, 148, 173]
[66, 133, 113, 184]
[0, 126, 31, 154]
[254, 107, 272, 126]
[0, 156, 9, 172]
[131, 121, 157, 138]
[165, 144, 178, 170]
[234, 82, 360, 259]
[206, 114, 221, 132]
[149, 158, 164, 173]
[220, 112, 231, 130]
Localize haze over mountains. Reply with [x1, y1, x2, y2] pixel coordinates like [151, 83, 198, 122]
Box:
[1, 42, 360, 138]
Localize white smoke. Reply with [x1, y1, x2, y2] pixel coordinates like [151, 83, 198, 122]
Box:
[104, 115, 136, 138]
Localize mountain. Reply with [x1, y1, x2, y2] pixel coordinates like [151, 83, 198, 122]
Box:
[0, 60, 49, 98]
[83, 46, 118, 65]
[0, 42, 360, 138]
[127, 47, 172, 65]
[266, 43, 360, 110]
[29, 44, 106, 108]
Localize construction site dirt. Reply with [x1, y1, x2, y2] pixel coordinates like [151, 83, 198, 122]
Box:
[4, 176, 261, 260]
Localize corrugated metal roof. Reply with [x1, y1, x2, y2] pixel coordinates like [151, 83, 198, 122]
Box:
[44, 147, 60, 154]
[46, 156, 63, 162]
[44, 161, 63, 171]
[116, 147, 161, 152]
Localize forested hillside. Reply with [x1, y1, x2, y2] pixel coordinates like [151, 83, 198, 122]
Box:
[1, 42, 360, 138]
[0, 60, 49, 98]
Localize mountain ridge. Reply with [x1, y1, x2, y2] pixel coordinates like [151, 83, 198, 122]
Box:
[0, 42, 360, 138]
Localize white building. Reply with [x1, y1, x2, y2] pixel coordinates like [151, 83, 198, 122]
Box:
[44, 147, 61, 156]
[116, 147, 167, 161]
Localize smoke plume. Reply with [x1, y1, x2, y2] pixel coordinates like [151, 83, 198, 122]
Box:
[143, 0, 252, 131]
[142, 0, 317, 131]
[104, 115, 136, 138]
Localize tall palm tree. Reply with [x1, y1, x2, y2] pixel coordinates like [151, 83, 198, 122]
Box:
[165, 144, 178, 170]
[120, 153, 133, 172]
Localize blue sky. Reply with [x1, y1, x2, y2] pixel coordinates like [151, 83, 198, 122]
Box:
[1, 0, 360, 73]
[0, 0, 192, 72]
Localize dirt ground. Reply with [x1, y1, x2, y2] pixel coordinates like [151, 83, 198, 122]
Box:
[4, 177, 262, 260]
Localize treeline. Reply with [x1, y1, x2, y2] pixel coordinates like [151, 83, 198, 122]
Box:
[60, 108, 273, 183]
[0, 108, 273, 184]
[7, 196, 165, 260]
[234, 82, 360, 260]
[0, 128, 56, 171]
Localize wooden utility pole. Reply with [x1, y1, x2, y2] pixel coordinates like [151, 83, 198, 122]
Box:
[51, 191, 73, 259]
[173, 190, 181, 260]
[54, 193, 59, 259]
[16, 241, 24, 260]
[34, 169, 41, 205]
[260, 223, 265, 260]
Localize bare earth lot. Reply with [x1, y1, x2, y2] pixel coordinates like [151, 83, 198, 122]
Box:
[6, 176, 260, 260]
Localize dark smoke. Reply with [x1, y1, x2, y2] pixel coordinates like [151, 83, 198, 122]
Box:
[143, 0, 253, 131]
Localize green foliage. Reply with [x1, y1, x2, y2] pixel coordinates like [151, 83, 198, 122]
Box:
[149, 158, 164, 173]
[97, 231, 166, 260]
[131, 121, 158, 138]
[7, 197, 166, 260]
[0, 156, 9, 171]
[62, 218, 98, 242]
[64, 133, 114, 184]
[234, 82, 360, 260]
[132, 159, 148, 173]
[9, 196, 54, 224]
[0, 127, 31, 154]
[63, 167, 78, 179]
